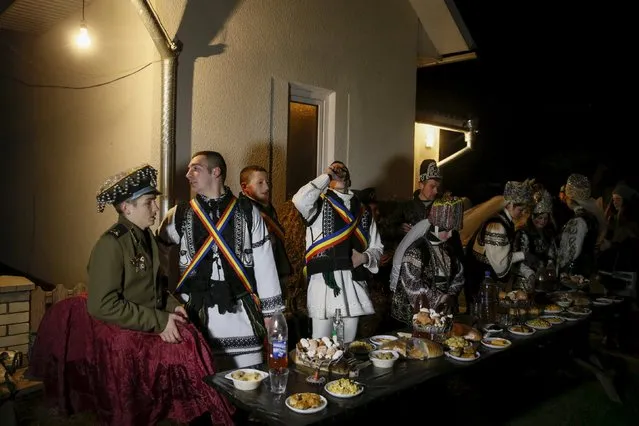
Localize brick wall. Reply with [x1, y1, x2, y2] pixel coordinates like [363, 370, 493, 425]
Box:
[0, 275, 35, 355]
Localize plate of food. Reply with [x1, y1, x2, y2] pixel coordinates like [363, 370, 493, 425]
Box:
[445, 349, 480, 362]
[482, 323, 504, 334]
[324, 378, 364, 399]
[593, 298, 613, 306]
[370, 335, 398, 346]
[567, 306, 592, 316]
[544, 304, 563, 314]
[481, 337, 512, 349]
[540, 315, 565, 325]
[286, 393, 328, 414]
[508, 325, 536, 336]
[526, 318, 552, 330]
[558, 312, 581, 321]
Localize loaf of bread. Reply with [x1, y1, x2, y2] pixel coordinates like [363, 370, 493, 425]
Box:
[451, 322, 482, 342]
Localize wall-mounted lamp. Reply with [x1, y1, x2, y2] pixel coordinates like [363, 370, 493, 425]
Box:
[424, 124, 437, 148]
[76, 0, 91, 48]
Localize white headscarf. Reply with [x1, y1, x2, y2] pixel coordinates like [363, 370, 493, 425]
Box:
[389, 219, 431, 292]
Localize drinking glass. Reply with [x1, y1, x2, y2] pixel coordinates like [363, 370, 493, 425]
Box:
[269, 367, 289, 394]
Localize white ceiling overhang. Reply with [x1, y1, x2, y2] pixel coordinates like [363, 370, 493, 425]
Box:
[409, 0, 477, 68]
[0, 0, 92, 34]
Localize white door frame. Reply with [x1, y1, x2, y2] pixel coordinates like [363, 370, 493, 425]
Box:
[289, 83, 336, 175]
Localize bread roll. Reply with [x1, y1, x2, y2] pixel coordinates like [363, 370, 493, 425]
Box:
[451, 323, 482, 342]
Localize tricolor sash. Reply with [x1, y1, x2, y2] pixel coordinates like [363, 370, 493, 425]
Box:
[260, 211, 285, 242]
[176, 197, 260, 308]
[304, 193, 369, 264]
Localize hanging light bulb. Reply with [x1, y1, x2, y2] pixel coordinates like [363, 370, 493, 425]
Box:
[76, 22, 91, 48]
[76, 0, 90, 48]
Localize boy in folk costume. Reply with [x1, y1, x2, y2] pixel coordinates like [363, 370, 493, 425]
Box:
[158, 151, 284, 370]
[513, 187, 558, 291]
[239, 165, 292, 297]
[464, 180, 535, 300]
[292, 161, 383, 343]
[391, 159, 443, 238]
[557, 173, 607, 277]
[390, 196, 466, 324]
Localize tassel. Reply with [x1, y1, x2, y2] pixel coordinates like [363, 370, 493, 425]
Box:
[322, 271, 341, 297]
[242, 295, 267, 340]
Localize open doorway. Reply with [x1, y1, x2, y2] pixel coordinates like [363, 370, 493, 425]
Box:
[286, 83, 336, 200]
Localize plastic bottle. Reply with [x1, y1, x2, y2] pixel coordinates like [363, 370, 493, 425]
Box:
[480, 271, 498, 323]
[332, 308, 345, 347]
[267, 307, 288, 369]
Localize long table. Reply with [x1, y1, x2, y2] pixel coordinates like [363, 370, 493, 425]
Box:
[205, 317, 592, 426]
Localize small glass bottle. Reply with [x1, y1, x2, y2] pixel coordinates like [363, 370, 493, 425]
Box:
[332, 308, 345, 347]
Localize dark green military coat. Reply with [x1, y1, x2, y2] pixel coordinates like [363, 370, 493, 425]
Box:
[87, 216, 180, 332]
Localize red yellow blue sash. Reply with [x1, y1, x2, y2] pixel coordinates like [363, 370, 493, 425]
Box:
[304, 193, 368, 263]
[176, 198, 260, 308]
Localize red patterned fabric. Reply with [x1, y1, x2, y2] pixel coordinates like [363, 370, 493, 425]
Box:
[27, 295, 235, 425]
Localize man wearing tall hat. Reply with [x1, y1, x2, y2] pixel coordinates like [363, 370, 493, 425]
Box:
[393, 159, 443, 236]
[28, 164, 235, 426]
[390, 195, 466, 323]
[292, 161, 384, 343]
[464, 180, 535, 300]
[557, 173, 606, 277]
[88, 164, 186, 341]
[158, 151, 284, 370]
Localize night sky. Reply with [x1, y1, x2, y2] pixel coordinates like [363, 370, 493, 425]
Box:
[416, 1, 628, 204]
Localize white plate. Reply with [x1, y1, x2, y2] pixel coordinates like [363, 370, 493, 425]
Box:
[543, 308, 563, 315]
[482, 324, 504, 333]
[369, 335, 398, 346]
[540, 315, 565, 325]
[594, 298, 613, 306]
[508, 326, 536, 336]
[567, 307, 592, 316]
[525, 320, 552, 330]
[324, 380, 364, 399]
[558, 313, 581, 321]
[285, 394, 328, 414]
[445, 351, 480, 362]
[481, 337, 512, 349]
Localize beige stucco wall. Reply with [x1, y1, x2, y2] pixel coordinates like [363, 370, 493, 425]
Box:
[0, 0, 418, 286]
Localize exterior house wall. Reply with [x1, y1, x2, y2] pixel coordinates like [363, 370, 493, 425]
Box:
[0, 0, 418, 286]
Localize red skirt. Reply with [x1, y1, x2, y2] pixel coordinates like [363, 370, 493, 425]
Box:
[27, 295, 235, 425]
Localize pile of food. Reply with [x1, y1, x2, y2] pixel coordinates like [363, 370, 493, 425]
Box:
[287, 393, 324, 410]
[378, 337, 443, 360]
[296, 337, 344, 363]
[444, 336, 476, 359]
[325, 378, 362, 396]
[230, 370, 263, 381]
[413, 308, 453, 330]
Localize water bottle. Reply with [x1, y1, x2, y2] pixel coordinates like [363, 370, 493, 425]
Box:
[479, 271, 498, 323]
[267, 307, 288, 369]
[332, 308, 345, 347]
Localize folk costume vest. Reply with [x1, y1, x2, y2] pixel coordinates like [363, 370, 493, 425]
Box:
[304, 190, 372, 295]
[173, 191, 266, 339]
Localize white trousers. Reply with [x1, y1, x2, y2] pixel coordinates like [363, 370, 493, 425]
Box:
[312, 317, 359, 343]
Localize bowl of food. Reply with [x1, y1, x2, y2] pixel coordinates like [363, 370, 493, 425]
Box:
[369, 349, 399, 368]
[348, 340, 375, 357]
[224, 368, 268, 391]
[556, 299, 572, 308]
